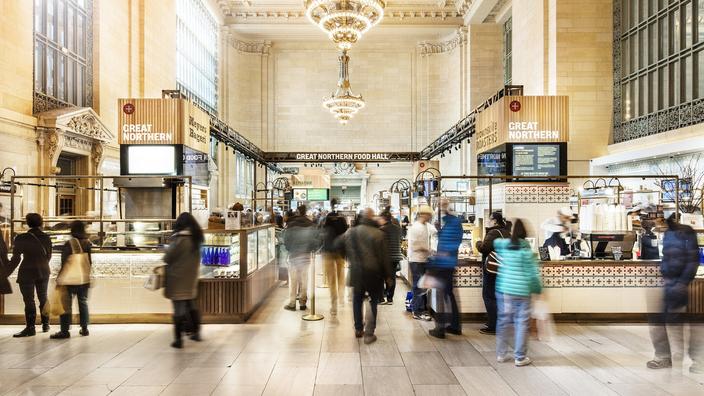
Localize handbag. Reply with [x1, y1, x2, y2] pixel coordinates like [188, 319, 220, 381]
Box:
[485, 230, 506, 274]
[47, 285, 67, 317]
[56, 239, 91, 286]
[144, 265, 166, 291]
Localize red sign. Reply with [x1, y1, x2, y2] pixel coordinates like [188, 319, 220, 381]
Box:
[123, 103, 135, 115]
[509, 100, 521, 112]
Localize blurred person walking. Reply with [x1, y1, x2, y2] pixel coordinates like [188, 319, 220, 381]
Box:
[407, 205, 436, 321]
[647, 214, 701, 372]
[7, 213, 53, 337]
[162, 213, 204, 349]
[379, 210, 402, 305]
[320, 199, 349, 316]
[428, 199, 463, 339]
[337, 208, 391, 344]
[283, 205, 319, 311]
[476, 212, 512, 335]
[51, 221, 93, 339]
[494, 219, 542, 366]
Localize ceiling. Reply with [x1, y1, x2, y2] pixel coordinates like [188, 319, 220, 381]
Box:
[215, 0, 509, 42]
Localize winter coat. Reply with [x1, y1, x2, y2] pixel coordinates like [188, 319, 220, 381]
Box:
[476, 224, 512, 263]
[380, 221, 403, 265]
[495, 239, 542, 297]
[8, 228, 53, 284]
[661, 223, 699, 309]
[336, 218, 391, 298]
[543, 232, 569, 256]
[0, 237, 11, 294]
[430, 214, 463, 269]
[60, 237, 93, 286]
[320, 211, 349, 253]
[283, 215, 320, 258]
[162, 231, 201, 301]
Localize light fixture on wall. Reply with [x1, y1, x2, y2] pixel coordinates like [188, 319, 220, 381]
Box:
[304, 0, 386, 50]
[323, 50, 365, 124]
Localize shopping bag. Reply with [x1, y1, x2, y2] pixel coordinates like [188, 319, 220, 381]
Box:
[56, 239, 91, 286]
[48, 286, 67, 317]
[404, 291, 413, 312]
[531, 297, 555, 342]
[417, 273, 442, 289]
[143, 265, 166, 291]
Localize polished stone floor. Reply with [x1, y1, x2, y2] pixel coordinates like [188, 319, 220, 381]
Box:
[1, 282, 703, 396]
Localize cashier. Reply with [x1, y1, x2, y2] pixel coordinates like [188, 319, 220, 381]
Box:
[640, 220, 660, 260]
[541, 207, 576, 256]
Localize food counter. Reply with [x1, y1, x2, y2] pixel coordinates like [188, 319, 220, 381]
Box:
[402, 257, 704, 319]
[0, 224, 278, 324]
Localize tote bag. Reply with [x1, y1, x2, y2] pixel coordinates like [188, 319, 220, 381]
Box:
[143, 265, 166, 291]
[56, 239, 91, 286]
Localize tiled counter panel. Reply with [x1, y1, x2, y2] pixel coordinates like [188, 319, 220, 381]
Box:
[4, 252, 171, 315]
[451, 259, 667, 314]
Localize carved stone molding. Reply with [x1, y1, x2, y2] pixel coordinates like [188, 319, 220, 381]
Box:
[66, 113, 113, 142]
[229, 36, 272, 55]
[417, 26, 467, 56]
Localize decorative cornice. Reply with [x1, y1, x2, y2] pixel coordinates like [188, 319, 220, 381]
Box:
[229, 36, 272, 54]
[66, 113, 113, 142]
[417, 26, 467, 55]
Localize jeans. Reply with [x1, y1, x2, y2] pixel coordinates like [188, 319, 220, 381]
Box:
[496, 292, 532, 360]
[431, 268, 461, 332]
[648, 281, 690, 362]
[288, 254, 311, 307]
[323, 253, 346, 313]
[352, 287, 379, 335]
[60, 285, 89, 332]
[19, 279, 49, 328]
[482, 267, 497, 330]
[409, 262, 427, 314]
[384, 262, 398, 302]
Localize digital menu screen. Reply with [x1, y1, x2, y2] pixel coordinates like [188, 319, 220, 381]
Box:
[477, 150, 506, 185]
[511, 144, 561, 177]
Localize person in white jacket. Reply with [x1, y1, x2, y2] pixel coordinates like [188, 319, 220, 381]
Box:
[407, 205, 437, 321]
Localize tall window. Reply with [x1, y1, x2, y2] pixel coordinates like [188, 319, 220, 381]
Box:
[176, 0, 218, 114]
[614, 0, 704, 142]
[33, 0, 92, 113]
[503, 17, 512, 85]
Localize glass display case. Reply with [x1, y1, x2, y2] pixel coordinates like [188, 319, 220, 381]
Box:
[201, 225, 276, 280]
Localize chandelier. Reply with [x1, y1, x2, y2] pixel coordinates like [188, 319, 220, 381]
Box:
[323, 50, 365, 124]
[304, 0, 386, 50]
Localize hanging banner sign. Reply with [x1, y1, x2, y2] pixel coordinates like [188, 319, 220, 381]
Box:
[476, 96, 569, 154]
[294, 153, 391, 161]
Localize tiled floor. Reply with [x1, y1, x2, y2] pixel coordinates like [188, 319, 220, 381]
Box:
[1, 282, 703, 396]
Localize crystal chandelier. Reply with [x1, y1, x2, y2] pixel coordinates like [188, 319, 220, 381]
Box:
[304, 0, 386, 50]
[323, 50, 365, 124]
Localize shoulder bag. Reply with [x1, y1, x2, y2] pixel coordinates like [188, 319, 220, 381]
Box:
[144, 265, 166, 291]
[56, 239, 91, 286]
[485, 230, 506, 275]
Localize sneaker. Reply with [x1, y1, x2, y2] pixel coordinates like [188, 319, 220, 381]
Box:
[299, 305, 307, 311]
[42, 324, 50, 333]
[363, 334, 378, 344]
[79, 328, 89, 337]
[283, 304, 296, 311]
[515, 357, 532, 367]
[647, 358, 672, 369]
[412, 313, 424, 321]
[355, 330, 364, 338]
[445, 327, 462, 336]
[421, 313, 433, 321]
[497, 354, 511, 363]
[49, 331, 70, 340]
[690, 363, 704, 374]
[386, 300, 393, 305]
[13, 327, 36, 338]
[429, 329, 446, 339]
[479, 328, 496, 335]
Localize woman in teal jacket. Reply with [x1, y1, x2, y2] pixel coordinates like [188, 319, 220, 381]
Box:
[494, 219, 542, 367]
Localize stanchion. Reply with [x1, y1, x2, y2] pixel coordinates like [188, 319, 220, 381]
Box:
[303, 252, 324, 321]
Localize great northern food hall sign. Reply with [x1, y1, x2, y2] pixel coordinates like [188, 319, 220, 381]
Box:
[294, 153, 392, 161]
[475, 96, 569, 154]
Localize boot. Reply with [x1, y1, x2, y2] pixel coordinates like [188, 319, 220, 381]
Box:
[13, 327, 36, 338]
[171, 316, 183, 349]
[188, 310, 202, 342]
[41, 315, 50, 333]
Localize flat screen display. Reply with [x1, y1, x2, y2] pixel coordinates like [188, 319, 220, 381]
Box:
[477, 150, 506, 185]
[661, 178, 692, 203]
[183, 146, 209, 186]
[293, 189, 308, 201]
[511, 144, 560, 178]
[127, 145, 177, 175]
[307, 188, 329, 201]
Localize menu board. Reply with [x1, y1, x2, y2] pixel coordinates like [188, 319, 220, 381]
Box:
[477, 150, 506, 185]
[307, 188, 329, 201]
[512, 144, 560, 177]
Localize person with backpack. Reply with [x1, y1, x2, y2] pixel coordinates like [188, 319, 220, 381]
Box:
[476, 211, 511, 335]
[320, 199, 349, 316]
[283, 205, 319, 311]
[7, 213, 53, 337]
[51, 220, 93, 339]
[379, 210, 402, 305]
[494, 219, 542, 367]
[162, 213, 204, 348]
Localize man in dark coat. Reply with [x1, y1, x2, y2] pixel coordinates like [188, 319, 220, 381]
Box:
[379, 211, 402, 305]
[7, 213, 53, 337]
[320, 198, 349, 316]
[647, 214, 702, 372]
[283, 205, 319, 311]
[476, 212, 511, 335]
[337, 208, 392, 344]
